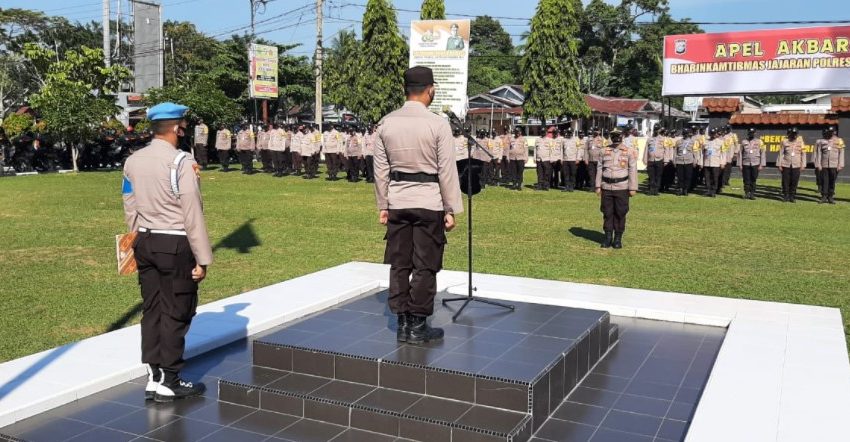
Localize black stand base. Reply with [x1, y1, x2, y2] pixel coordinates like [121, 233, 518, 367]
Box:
[442, 294, 515, 322]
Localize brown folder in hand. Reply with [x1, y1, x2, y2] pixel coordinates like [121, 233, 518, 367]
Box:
[116, 232, 138, 275]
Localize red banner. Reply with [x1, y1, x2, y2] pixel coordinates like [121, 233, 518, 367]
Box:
[663, 26, 850, 96]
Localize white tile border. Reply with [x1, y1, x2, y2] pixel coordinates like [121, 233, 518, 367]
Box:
[1, 262, 848, 442]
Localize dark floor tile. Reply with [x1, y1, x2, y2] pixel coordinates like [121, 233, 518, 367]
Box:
[612, 394, 671, 418]
[673, 387, 702, 405]
[431, 352, 495, 374]
[350, 408, 399, 436]
[522, 335, 575, 353]
[344, 339, 398, 359]
[253, 344, 294, 371]
[330, 428, 396, 442]
[549, 356, 566, 407]
[144, 417, 222, 441]
[311, 380, 376, 403]
[440, 324, 483, 340]
[66, 426, 138, 442]
[473, 330, 527, 347]
[426, 369, 475, 402]
[184, 402, 255, 426]
[475, 378, 529, 412]
[495, 319, 545, 334]
[49, 397, 138, 425]
[455, 405, 527, 434]
[451, 340, 511, 359]
[589, 427, 653, 442]
[257, 329, 319, 346]
[260, 391, 304, 417]
[552, 401, 608, 427]
[623, 381, 679, 401]
[273, 418, 347, 441]
[299, 334, 360, 353]
[292, 348, 335, 378]
[198, 426, 268, 442]
[103, 408, 181, 436]
[480, 359, 542, 382]
[154, 393, 216, 418]
[600, 410, 662, 437]
[657, 419, 689, 441]
[219, 382, 258, 407]
[315, 309, 371, 324]
[633, 363, 689, 386]
[450, 428, 504, 442]
[182, 358, 247, 379]
[398, 417, 451, 442]
[11, 417, 94, 442]
[230, 410, 298, 436]
[355, 388, 422, 413]
[534, 418, 595, 442]
[266, 373, 330, 395]
[224, 366, 289, 388]
[566, 387, 620, 408]
[91, 382, 150, 408]
[304, 400, 350, 426]
[379, 362, 426, 394]
[384, 345, 448, 366]
[289, 318, 344, 334]
[580, 373, 630, 393]
[335, 356, 379, 385]
[405, 396, 471, 423]
[665, 401, 697, 422]
[532, 373, 551, 431]
[499, 346, 559, 368]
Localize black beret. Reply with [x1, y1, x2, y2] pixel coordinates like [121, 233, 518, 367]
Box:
[404, 66, 434, 88]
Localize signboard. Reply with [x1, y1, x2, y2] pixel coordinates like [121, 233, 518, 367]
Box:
[409, 20, 471, 118]
[249, 43, 278, 99]
[663, 26, 850, 96]
[682, 96, 702, 112]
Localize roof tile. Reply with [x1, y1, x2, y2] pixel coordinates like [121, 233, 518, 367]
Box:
[729, 113, 837, 126]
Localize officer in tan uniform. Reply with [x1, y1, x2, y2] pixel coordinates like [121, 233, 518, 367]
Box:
[561, 128, 582, 192]
[673, 128, 697, 196]
[508, 127, 528, 190]
[489, 130, 504, 185]
[778, 127, 806, 203]
[596, 129, 637, 249]
[268, 123, 288, 177]
[214, 124, 232, 172]
[290, 125, 304, 176]
[453, 127, 468, 161]
[374, 66, 462, 345]
[122, 102, 211, 402]
[192, 118, 209, 169]
[814, 126, 845, 204]
[303, 125, 321, 179]
[346, 127, 363, 182]
[323, 125, 343, 180]
[256, 124, 272, 173]
[643, 126, 665, 196]
[364, 125, 377, 183]
[586, 127, 605, 192]
[535, 126, 556, 191]
[700, 127, 726, 197]
[236, 123, 255, 174]
[738, 128, 766, 200]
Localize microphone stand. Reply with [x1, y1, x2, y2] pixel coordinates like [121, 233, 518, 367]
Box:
[441, 114, 514, 322]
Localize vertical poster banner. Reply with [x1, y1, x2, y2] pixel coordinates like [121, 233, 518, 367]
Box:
[409, 20, 471, 118]
[249, 43, 279, 99]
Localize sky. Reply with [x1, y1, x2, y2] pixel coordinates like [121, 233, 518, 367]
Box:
[5, 0, 847, 58]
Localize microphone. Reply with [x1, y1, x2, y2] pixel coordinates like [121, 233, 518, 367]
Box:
[441, 106, 466, 133]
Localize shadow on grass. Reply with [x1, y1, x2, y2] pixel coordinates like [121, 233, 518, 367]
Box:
[569, 227, 604, 244]
[213, 218, 261, 254]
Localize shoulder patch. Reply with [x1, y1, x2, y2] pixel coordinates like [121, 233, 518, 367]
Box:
[122, 176, 133, 195]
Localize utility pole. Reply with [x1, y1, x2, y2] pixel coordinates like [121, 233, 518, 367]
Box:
[315, 0, 323, 130]
[102, 0, 111, 66]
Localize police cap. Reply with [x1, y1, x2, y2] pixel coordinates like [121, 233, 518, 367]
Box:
[787, 127, 798, 134]
[147, 102, 189, 121]
[404, 66, 434, 88]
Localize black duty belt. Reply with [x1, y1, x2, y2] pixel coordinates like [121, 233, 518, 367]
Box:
[390, 171, 439, 183]
[602, 176, 629, 184]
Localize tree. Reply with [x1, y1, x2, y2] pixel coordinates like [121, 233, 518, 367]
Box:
[420, 0, 445, 20]
[468, 16, 517, 96]
[521, 0, 589, 119]
[25, 44, 131, 172]
[324, 29, 361, 110]
[144, 78, 241, 127]
[1, 112, 33, 139]
[353, 0, 407, 123]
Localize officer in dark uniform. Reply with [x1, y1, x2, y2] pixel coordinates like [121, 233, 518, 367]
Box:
[122, 102, 212, 402]
[373, 67, 463, 344]
[596, 129, 637, 249]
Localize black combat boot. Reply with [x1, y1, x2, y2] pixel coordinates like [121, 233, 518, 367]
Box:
[154, 369, 206, 403]
[819, 196, 827, 204]
[601, 231, 613, 249]
[829, 195, 836, 205]
[612, 232, 623, 249]
[396, 313, 411, 343]
[406, 315, 444, 345]
[145, 364, 161, 401]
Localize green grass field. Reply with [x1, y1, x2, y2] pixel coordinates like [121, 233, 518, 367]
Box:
[1, 165, 848, 361]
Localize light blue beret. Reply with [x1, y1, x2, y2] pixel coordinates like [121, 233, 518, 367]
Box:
[147, 102, 189, 121]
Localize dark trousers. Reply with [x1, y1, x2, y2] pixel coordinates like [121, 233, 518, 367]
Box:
[134, 233, 198, 373]
[292, 152, 303, 174]
[501, 157, 510, 183]
[576, 162, 589, 189]
[551, 160, 562, 188]
[482, 161, 492, 185]
[365, 155, 375, 182]
[385, 208, 446, 316]
[600, 189, 630, 232]
[238, 150, 254, 173]
[691, 165, 702, 190]
[661, 162, 676, 191]
[587, 162, 598, 191]
[303, 155, 318, 178]
[781, 167, 801, 197]
[722, 162, 733, 185]
[326, 153, 340, 178]
[742, 165, 760, 194]
[816, 168, 824, 193]
[821, 168, 838, 197]
[704, 167, 720, 196]
[563, 161, 577, 190]
[491, 159, 502, 183]
[194, 144, 208, 168]
[512, 160, 525, 187]
[647, 161, 664, 193]
[217, 149, 230, 170]
[536, 161, 552, 189]
[271, 151, 287, 175]
[347, 157, 361, 181]
[260, 150, 273, 172]
[676, 164, 694, 195]
[282, 148, 292, 172]
[716, 164, 730, 193]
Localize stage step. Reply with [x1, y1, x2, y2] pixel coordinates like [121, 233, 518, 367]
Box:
[219, 368, 533, 442]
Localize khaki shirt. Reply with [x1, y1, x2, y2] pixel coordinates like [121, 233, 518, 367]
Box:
[454, 135, 469, 160]
[256, 130, 270, 150]
[323, 130, 344, 154]
[778, 138, 806, 168]
[193, 124, 208, 146]
[364, 133, 376, 156]
[700, 138, 726, 168]
[673, 138, 697, 165]
[534, 137, 558, 162]
[236, 130, 255, 151]
[373, 101, 463, 214]
[738, 139, 766, 167]
[346, 134, 362, 157]
[488, 137, 504, 158]
[643, 136, 666, 163]
[472, 137, 490, 162]
[299, 131, 317, 156]
[290, 132, 303, 154]
[596, 144, 638, 191]
[586, 136, 605, 162]
[122, 139, 213, 265]
[214, 129, 232, 151]
[268, 129, 288, 152]
[500, 135, 512, 158]
[509, 136, 528, 161]
[814, 137, 845, 169]
[562, 137, 583, 162]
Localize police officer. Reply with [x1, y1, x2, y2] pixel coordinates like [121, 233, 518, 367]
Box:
[214, 123, 232, 172]
[364, 125, 377, 183]
[346, 126, 363, 182]
[236, 123, 255, 174]
[738, 128, 765, 200]
[268, 123, 288, 177]
[122, 102, 211, 402]
[814, 126, 844, 204]
[454, 127, 468, 161]
[643, 126, 665, 196]
[256, 124, 272, 173]
[323, 125, 342, 180]
[192, 118, 209, 169]
[673, 127, 697, 196]
[701, 127, 725, 197]
[778, 127, 806, 203]
[561, 128, 582, 192]
[374, 66, 462, 344]
[291, 124, 304, 175]
[596, 129, 637, 249]
[489, 130, 503, 185]
[586, 127, 604, 192]
[499, 126, 512, 185]
[535, 126, 556, 190]
[509, 127, 527, 190]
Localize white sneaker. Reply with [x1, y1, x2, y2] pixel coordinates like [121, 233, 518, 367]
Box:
[144, 365, 161, 401]
[153, 369, 206, 403]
